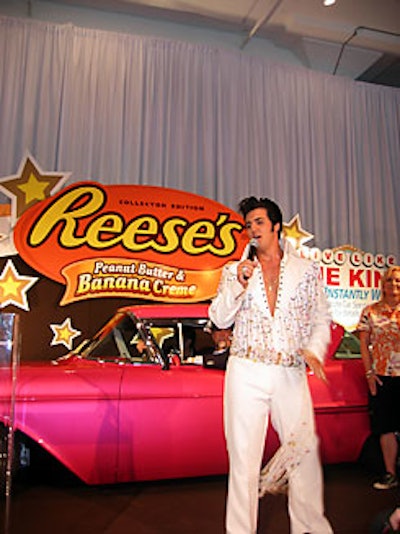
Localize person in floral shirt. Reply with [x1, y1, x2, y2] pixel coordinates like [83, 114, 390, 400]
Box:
[358, 265, 400, 490]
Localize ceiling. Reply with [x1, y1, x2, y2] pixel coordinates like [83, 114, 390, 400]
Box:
[46, 0, 400, 87]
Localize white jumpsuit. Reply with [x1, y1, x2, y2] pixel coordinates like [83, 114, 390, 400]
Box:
[209, 242, 333, 534]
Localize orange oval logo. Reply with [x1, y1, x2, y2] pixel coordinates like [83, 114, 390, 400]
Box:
[14, 183, 247, 304]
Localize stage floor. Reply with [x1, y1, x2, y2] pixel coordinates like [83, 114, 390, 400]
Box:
[1, 462, 399, 533]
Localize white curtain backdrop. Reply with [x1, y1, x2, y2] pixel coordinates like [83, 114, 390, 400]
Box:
[0, 15, 399, 256]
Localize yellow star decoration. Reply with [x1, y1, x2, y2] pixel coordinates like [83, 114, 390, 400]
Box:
[18, 173, 49, 204]
[282, 214, 314, 250]
[50, 317, 81, 350]
[149, 327, 175, 347]
[130, 328, 175, 348]
[0, 154, 70, 224]
[0, 259, 38, 311]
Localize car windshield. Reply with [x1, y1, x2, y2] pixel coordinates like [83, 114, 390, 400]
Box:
[143, 317, 213, 364]
[77, 312, 215, 368]
[77, 313, 162, 366]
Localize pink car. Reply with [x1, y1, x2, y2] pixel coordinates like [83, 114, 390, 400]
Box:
[0, 304, 370, 485]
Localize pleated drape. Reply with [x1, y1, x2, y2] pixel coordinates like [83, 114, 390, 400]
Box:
[0, 16, 399, 256]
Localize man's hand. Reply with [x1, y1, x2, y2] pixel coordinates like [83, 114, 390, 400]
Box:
[237, 260, 257, 288]
[300, 349, 327, 383]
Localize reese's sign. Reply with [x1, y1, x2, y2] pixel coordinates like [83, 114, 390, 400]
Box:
[14, 182, 247, 304]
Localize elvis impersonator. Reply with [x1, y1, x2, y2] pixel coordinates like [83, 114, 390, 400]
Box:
[209, 196, 333, 534]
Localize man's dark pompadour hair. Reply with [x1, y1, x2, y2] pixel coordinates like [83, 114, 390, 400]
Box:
[238, 197, 283, 237]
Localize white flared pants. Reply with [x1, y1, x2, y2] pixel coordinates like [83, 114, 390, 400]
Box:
[224, 357, 333, 534]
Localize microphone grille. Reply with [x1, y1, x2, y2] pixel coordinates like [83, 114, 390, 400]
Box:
[249, 238, 258, 249]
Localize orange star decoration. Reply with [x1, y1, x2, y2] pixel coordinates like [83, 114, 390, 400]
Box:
[282, 214, 314, 249]
[0, 259, 38, 311]
[50, 317, 82, 350]
[0, 154, 70, 224]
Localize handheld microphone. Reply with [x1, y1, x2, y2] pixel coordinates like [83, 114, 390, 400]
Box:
[248, 238, 258, 261]
[243, 238, 258, 280]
